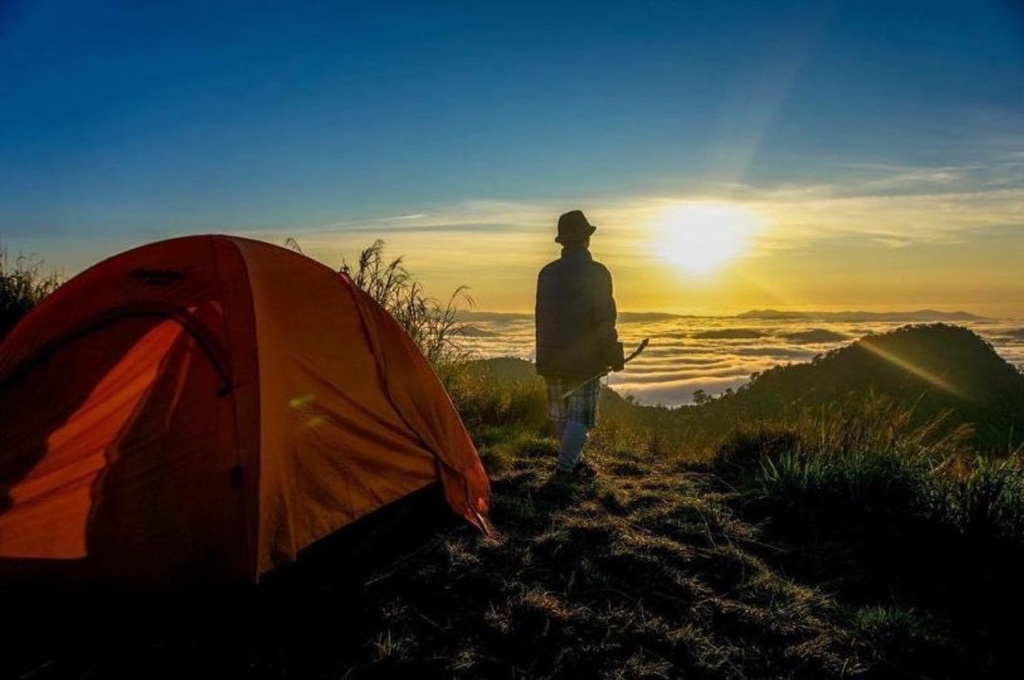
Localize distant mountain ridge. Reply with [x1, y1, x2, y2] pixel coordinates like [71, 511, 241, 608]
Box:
[455, 311, 691, 322]
[457, 309, 988, 322]
[737, 309, 986, 322]
[455, 311, 532, 322]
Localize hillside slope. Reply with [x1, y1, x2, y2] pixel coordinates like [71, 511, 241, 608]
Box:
[699, 324, 1024, 450]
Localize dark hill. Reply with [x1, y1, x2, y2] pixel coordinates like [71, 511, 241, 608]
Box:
[701, 324, 1024, 451]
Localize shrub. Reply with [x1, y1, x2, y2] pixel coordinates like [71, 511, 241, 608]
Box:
[710, 397, 981, 533]
[0, 248, 62, 341]
[447, 359, 549, 437]
[935, 454, 1024, 542]
[712, 424, 804, 479]
[338, 240, 473, 374]
[284, 238, 474, 376]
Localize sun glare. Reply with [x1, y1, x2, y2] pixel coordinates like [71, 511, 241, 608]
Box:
[651, 203, 762, 276]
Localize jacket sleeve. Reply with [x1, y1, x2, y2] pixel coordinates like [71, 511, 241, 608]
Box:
[591, 265, 624, 369]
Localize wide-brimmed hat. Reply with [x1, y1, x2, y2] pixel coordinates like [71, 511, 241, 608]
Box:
[555, 210, 597, 244]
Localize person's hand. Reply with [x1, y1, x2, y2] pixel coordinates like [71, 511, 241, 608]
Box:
[610, 342, 625, 372]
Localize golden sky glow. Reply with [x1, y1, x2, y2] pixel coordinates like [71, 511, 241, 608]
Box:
[649, 203, 763, 277]
[258, 165, 1024, 319]
[10, 165, 1023, 320]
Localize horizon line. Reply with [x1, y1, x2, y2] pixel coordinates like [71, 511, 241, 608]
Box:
[457, 308, 1001, 320]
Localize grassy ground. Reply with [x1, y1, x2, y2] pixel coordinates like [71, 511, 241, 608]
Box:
[3, 435, 898, 680]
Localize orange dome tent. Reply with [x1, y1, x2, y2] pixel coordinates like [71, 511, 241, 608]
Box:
[0, 235, 490, 586]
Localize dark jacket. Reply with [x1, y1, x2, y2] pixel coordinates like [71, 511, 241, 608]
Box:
[535, 246, 623, 378]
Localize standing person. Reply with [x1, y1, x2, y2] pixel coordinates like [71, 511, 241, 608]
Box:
[535, 210, 624, 479]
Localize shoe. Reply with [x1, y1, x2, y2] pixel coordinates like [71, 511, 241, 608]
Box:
[551, 467, 575, 484]
[572, 460, 598, 480]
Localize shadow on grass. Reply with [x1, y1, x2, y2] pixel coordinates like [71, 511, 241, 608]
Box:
[1, 484, 461, 680]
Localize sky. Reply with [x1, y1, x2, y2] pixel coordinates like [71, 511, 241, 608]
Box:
[2, 0, 1022, 317]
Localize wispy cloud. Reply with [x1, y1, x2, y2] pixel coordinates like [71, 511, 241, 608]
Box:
[259, 148, 1022, 254]
[836, 162, 980, 192]
[230, 151, 1023, 315]
[375, 213, 427, 222]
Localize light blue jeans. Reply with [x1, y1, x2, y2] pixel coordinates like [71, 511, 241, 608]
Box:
[555, 419, 590, 472]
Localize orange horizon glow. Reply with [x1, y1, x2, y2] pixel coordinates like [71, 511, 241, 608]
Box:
[7, 182, 1024, 321]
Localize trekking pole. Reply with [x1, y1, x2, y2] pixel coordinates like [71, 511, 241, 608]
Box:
[560, 338, 649, 400]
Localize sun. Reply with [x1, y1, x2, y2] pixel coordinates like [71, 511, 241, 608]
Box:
[650, 203, 762, 276]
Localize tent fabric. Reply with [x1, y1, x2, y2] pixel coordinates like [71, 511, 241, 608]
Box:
[0, 235, 490, 585]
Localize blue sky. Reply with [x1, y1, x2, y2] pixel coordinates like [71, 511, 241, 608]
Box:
[2, 1, 1022, 314]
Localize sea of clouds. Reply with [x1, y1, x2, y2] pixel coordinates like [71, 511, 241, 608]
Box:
[457, 312, 1024, 407]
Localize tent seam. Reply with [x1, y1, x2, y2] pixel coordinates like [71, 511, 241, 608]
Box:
[220, 237, 262, 583]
